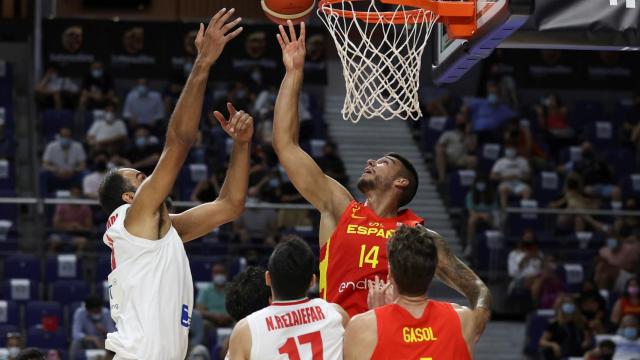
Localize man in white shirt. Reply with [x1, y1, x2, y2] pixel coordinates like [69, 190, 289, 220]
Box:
[42, 127, 87, 191]
[507, 229, 543, 296]
[87, 104, 128, 154]
[435, 109, 477, 184]
[490, 140, 532, 208]
[97, 10, 246, 359]
[122, 78, 165, 130]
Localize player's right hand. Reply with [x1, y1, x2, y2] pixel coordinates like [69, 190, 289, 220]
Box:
[277, 20, 306, 72]
[195, 8, 243, 67]
[367, 275, 396, 310]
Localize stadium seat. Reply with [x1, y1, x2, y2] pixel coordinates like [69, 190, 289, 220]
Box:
[41, 109, 74, 139]
[421, 115, 450, 154]
[0, 300, 19, 327]
[570, 100, 604, 128]
[0, 324, 18, 347]
[26, 327, 66, 349]
[179, 163, 208, 200]
[45, 254, 83, 282]
[621, 173, 640, 198]
[0, 279, 38, 303]
[524, 309, 554, 355]
[95, 256, 112, 282]
[4, 254, 41, 282]
[0, 159, 15, 193]
[50, 280, 89, 306]
[533, 171, 562, 206]
[505, 200, 542, 237]
[585, 121, 615, 148]
[478, 143, 501, 174]
[556, 263, 584, 293]
[189, 256, 223, 282]
[606, 148, 636, 180]
[25, 301, 63, 329]
[447, 169, 476, 209]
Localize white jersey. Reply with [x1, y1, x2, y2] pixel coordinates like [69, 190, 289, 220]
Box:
[103, 204, 193, 360]
[246, 298, 344, 360]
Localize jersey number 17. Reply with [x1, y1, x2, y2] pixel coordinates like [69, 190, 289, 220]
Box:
[278, 331, 323, 360]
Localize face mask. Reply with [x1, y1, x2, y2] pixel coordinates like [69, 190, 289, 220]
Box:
[235, 89, 247, 100]
[91, 69, 103, 78]
[601, 354, 613, 360]
[59, 138, 71, 148]
[505, 148, 517, 159]
[8, 347, 21, 357]
[135, 137, 147, 148]
[104, 112, 115, 124]
[487, 93, 498, 104]
[96, 161, 107, 172]
[622, 327, 638, 340]
[561, 302, 575, 315]
[213, 274, 227, 286]
[91, 313, 102, 321]
[456, 122, 466, 131]
[628, 286, 640, 296]
[475, 182, 486, 192]
[607, 238, 618, 249]
[137, 85, 148, 96]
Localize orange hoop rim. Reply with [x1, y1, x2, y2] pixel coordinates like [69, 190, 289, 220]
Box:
[317, 0, 475, 22]
[318, 0, 478, 37]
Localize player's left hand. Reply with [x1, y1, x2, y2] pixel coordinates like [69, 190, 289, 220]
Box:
[214, 102, 254, 144]
[367, 275, 396, 309]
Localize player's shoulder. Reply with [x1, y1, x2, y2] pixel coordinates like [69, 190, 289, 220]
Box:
[347, 309, 377, 331]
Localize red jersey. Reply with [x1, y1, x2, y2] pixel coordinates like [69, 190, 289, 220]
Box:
[319, 201, 422, 317]
[620, 297, 640, 317]
[372, 301, 471, 360]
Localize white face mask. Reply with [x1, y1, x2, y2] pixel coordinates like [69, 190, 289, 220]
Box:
[213, 274, 227, 286]
[8, 347, 21, 357]
[505, 148, 517, 159]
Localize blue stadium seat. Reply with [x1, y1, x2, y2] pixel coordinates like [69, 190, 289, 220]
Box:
[0, 300, 20, 327]
[45, 255, 83, 282]
[26, 327, 66, 349]
[95, 256, 112, 282]
[524, 309, 554, 355]
[51, 280, 89, 306]
[447, 169, 476, 209]
[179, 164, 209, 200]
[0, 279, 38, 303]
[478, 143, 501, 174]
[585, 121, 615, 148]
[621, 174, 640, 198]
[0, 324, 18, 347]
[25, 301, 63, 329]
[505, 200, 542, 237]
[41, 110, 74, 139]
[606, 148, 636, 180]
[533, 171, 563, 207]
[4, 254, 41, 282]
[570, 100, 604, 128]
[421, 116, 451, 154]
[190, 256, 223, 282]
[0, 159, 15, 193]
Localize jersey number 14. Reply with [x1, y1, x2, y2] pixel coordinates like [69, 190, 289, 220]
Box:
[358, 245, 380, 269]
[278, 331, 323, 360]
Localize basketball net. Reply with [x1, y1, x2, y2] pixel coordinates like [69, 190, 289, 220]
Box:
[318, 1, 439, 122]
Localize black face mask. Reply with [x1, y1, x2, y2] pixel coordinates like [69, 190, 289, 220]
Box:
[95, 161, 107, 172]
[601, 354, 613, 360]
[456, 123, 466, 131]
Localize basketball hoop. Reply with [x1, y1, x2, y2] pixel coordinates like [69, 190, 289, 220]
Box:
[317, 0, 476, 122]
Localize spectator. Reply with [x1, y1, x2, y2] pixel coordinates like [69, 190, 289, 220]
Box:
[533, 255, 566, 309]
[315, 142, 348, 186]
[583, 339, 616, 360]
[613, 197, 640, 239]
[435, 108, 477, 184]
[0, 123, 16, 160]
[49, 186, 93, 255]
[508, 229, 543, 297]
[578, 279, 608, 335]
[82, 153, 108, 199]
[122, 78, 165, 132]
[233, 202, 278, 245]
[550, 173, 603, 232]
[490, 139, 531, 208]
[14, 348, 44, 360]
[617, 315, 639, 341]
[504, 117, 547, 170]
[5, 331, 23, 360]
[69, 296, 116, 359]
[44, 350, 61, 360]
[598, 237, 640, 289]
[196, 263, 234, 327]
[559, 141, 621, 201]
[35, 65, 79, 110]
[42, 127, 86, 191]
[611, 278, 640, 326]
[468, 81, 516, 135]
[225, 266, 271, 322]
[191, 171, 222, 203]
[465, 176, 498, 257]
[121, 126, 161, 176]
[80, 61, 116, 110]
[535, 94, 574, 142]
[539, 294, 593, 360]
[86, 103, 128, 155]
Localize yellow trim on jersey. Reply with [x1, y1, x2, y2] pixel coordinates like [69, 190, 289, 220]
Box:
[319, 237, 331, 300]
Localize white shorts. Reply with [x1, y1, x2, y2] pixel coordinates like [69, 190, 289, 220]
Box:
[500, 180, 529, 195]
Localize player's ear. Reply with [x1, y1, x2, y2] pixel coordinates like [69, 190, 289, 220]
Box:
[265, 270, 272, 287]
[393, 177, 409, 190]
[121, 191, 135, 204]
[309, 274, 317, 289]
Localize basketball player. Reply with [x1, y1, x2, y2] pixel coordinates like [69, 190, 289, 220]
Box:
[97, 9, 249, 359]
[344, 225, 491, 359]
[226, 236, 349, 360]
[273, 20, 491, 317]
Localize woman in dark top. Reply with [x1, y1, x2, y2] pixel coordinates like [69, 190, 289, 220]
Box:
[191, 171, 223, 203]
[539, 294, 593, 359]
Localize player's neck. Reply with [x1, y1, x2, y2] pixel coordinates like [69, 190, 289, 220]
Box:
[364, 192, 399, 218]
[395, 295, 429, 318]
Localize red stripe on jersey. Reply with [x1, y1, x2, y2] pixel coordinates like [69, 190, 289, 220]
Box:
[271, 298, 311, 306]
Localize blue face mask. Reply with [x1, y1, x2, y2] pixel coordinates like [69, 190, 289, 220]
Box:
[137, 85, 148, 96]
[606, 238, 618, 249]
[91, 69, 103, 78]
[59, 138, 71, 148]
[561, 302, 576, 315]
[475, 182, 486, 192]
[135, 137, 147, 148]
[622, 327, 638, 340]
[488, 93, 498, 104]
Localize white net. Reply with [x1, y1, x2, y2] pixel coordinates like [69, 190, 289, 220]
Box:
[318, 0, 439, 122]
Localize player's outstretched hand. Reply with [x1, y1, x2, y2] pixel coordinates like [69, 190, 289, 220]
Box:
[195, 8, 243, 67]
[214, 102, 254, 144]
[367, 275, 396, 310]
[277, 20, 306, 72]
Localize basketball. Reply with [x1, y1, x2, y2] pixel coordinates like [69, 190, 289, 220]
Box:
[261, 0, 316, 25]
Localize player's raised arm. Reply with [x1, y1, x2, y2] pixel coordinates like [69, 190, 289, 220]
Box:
[425, 225, 492, 342]
[272, 21, 352, 216]
[171, 103, 252, 242]
[126, 9, 243, 234]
